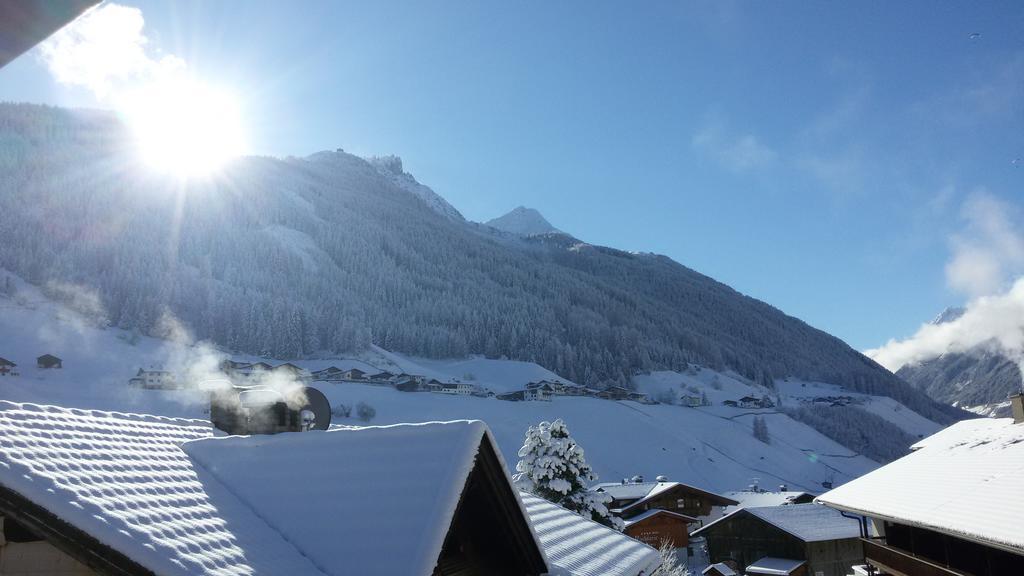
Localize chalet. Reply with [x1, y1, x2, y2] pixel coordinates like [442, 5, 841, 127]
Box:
[127, 368, 179, 390]
[560, 383, 587, 396]
[0, 402, 552, 576]
[597, 386, 633, 401]
[311, 366, 342, 381]
[272, 362, 312, 383]
[722, 400, 739, 407]
[0, 357, 16, 376]
[593, 478, 738, 525]
[816, 393, 1024, 576]
[525, 383, 553, 401]
[738, 396, 764, 409]
[36, 354, 61, 369]
[395, 378, 422, 392]
[702, 561, 738, 576]
[369, 371, 395, 382]
[623, 508, 698, 549]
[341, 368, 368, 380]
[680, 394, 704, 407]
[250, 362, 274, 372]
[497, 390, 527, 401]
[690, 504, 863, 576]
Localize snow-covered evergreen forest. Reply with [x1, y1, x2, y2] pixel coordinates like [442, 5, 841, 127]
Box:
[0, 103, 961, 424]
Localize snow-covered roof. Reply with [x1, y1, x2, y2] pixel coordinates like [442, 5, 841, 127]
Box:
[0, 402, 325, 575]
[519, 491, 659, 576]
[595, 481, 737, 511]
[722, 490, 815, 514]
[703, 562, 737, 576]
[0, 402, 549, 576]
[692, 504, 860, 543]
[622, 507, 698, 528]
[744, 557, 806, 575]
[184, 420, 541, 576]
[817, 417, 1024, 555]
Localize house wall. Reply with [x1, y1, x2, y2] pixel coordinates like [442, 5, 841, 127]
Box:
[702, 512, 805, 572]
[805, 537, 863, 576]
[0, 541, 96, 575]
[624, 515, 689, 549]
[626, 486, 718, 519]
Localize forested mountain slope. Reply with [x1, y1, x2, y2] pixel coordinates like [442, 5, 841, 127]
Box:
[0, 103, 963, 425]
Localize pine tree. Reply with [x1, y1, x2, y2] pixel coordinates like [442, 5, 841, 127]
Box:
[513, 419, 622, 530]
[753, 416, 770, 444]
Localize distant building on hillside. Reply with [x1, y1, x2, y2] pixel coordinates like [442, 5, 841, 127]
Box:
[680, 394, 704, 407]
[311, 366, 342, 381]
[340, 368, 367, 381]
[721, 489, 816, 516]
[0, 357, 16, 376]
[690, 504, 863, 576]
[738, 396, 764, 409]
[817, 393, 1024, 575]
[36, 354, 61, 369]
[128, 368, 179, 390]
[272, 363, 311, 383]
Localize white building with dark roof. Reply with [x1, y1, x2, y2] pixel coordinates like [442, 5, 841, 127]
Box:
[817, 394, 1024, 576]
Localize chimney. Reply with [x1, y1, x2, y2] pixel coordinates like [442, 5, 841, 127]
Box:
[1011, 393, 1024, 425]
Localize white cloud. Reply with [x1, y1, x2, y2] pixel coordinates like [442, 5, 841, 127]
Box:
[36, 3, 183, 99]
[866, 278, 1024, 373]
[945, 191, 1024, 297]
[867, 192, 1024, 374]
[692, 123, 776, 171]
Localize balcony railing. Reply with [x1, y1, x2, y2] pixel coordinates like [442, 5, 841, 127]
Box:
[862, 539, 971, 576]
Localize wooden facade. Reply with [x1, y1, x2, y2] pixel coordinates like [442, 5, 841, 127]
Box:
[864, 521, 1024, 576]
[624, 510, 693, 549]
[694, 509, 862, 576]
[612, 483, 738, 521]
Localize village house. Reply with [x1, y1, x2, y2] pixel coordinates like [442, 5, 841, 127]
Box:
[722, 400, 739, 407]
[271, 362, 312, 383]
[0, 401, 563, 576]
[340, 368, 368, 380]
[623, 508, 698, 550]
[0, 357, 16, 376]
[367, 371, 395, 382]
[738, 396, 766, 409]
[594, 477, 739, 524]
[690, 504, 863, 576]
[311, 366, 342, 381]
[680, 394, 704, 407]
[35, 354, 61, 369]
[127, 368, 179, 390]
[722, 487, 816, 515]
[816, 393, 1024, 575]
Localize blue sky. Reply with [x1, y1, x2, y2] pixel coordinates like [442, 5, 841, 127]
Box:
[1, 1, 1022, 351]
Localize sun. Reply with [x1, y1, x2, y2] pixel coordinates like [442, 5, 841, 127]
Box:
[123, 78, 246, 177]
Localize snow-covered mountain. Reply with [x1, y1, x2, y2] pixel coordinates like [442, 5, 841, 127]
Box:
[897, 307, 1020, 414]
[485, 206, 563, 237]
[364, 154, 464, 221]
[0, 278, 914, 488]
[0, 103, 966, 448]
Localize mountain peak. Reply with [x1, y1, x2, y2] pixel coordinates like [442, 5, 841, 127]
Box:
[486, 206, 562, 237]
[932, 306, 966, 325]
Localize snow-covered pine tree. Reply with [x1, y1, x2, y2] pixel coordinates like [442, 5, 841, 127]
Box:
[753, 416, 770, 444]
[513, 419, 623, 530]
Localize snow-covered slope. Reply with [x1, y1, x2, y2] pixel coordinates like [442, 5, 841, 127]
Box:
[0, 279, 881, 493]
[365, 154, 464, 221]
[485, 206, 563, 237]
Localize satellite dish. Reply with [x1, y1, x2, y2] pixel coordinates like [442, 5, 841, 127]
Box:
[289, 386, 331, 431]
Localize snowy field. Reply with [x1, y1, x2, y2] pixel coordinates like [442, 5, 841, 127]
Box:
[0, 276, 942, 494]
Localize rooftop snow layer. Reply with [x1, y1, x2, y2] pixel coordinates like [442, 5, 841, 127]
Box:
[0, 402, 326, 575]
[704, 562, 737, 576]
[722, 490, 815, 514]
[693, 503, 860, 543]
[621, 508, 698, 527]
[745, 557, 807, 575]
[817, 417, 1024, 554]
[183, 420, 525, 576]
[519, 491, 659, 576]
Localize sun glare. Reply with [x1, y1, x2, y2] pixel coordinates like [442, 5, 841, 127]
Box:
[123, 78, 246, 177]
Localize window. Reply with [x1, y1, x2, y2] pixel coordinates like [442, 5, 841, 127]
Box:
[677, 498, 686, 509]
